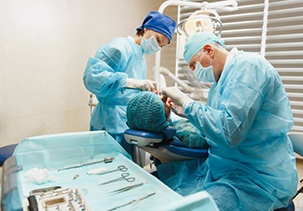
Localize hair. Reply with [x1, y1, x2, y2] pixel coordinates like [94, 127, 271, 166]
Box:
[136, 28, 145, 37]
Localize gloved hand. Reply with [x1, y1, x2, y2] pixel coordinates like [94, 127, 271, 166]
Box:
[162, 86, 194, 108]
[171, 103, 187, 118]
[125, 78, 157, 91]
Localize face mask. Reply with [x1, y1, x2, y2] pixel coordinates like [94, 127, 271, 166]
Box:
[193, 60, 215, 83]
[141, 36, 161, 55]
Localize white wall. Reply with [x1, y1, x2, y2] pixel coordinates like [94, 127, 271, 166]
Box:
[0, 0, 171, 146]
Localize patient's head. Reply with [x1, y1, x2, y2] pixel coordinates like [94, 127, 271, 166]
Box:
[126, 92, 169, 133]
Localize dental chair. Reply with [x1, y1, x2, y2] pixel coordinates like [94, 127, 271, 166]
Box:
[124, 126, 208, 164]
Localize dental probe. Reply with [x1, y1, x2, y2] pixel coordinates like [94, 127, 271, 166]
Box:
[58, 157, 114, 171]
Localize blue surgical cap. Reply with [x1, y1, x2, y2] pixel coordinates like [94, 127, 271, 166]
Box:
[137, 11, 176, 42]
[183, 32, 225, 63]
[127, 92, 169, 133]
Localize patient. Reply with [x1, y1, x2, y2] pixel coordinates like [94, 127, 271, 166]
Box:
[126, 91, 209, 149]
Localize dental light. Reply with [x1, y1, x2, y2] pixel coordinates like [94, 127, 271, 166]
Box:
[154, 0, 238, 94]
[177, 10, 223, 37]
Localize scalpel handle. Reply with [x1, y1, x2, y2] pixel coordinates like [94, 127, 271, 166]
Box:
[57, 157, 114, 172]
[58, 164, 83, 171]
[82, 157, 114, 166]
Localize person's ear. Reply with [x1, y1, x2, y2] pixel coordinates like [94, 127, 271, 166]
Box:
[203, 44, 214, 56]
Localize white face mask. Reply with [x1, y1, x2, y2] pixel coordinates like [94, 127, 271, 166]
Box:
[141, 36, 161, 55]
[193, 60, 215, 83]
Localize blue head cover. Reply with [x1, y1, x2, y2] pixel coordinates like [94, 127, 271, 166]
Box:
[137, 11, 176, 43]
[183, 32, 225, 63]
[127, 92, 169, 133]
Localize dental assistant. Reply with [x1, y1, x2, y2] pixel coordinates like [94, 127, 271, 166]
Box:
[83, 11, 176, 153]
[160, 32, 298, 210]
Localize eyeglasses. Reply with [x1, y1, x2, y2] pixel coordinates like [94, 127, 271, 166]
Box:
[189, 51, 203, 70]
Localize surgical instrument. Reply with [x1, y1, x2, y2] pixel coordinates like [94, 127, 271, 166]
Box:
[108, 182, 144, 195]
[57, 157, 114, 171]
[29, 187, 92, 211]
[98, 173, 135, 185]
[107, 192, 156, 211]
[73, 174, 79, 180]
[90, 165, 128, 175]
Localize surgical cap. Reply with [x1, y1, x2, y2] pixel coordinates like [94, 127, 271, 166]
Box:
[183, 32, 225, 63]
[126, 92, 169, 133]
[136, 11, 176, 42]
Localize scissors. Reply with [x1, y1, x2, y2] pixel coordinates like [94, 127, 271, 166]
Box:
[98, 173, 135, 185]
[94, 165, 128, 175]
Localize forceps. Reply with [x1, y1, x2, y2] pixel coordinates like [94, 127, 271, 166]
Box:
[108, 182, 144, 195]
[98, 173, 135, 185]
[93, 165, 128, 175]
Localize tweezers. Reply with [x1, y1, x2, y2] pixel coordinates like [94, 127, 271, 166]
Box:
[108, 182, 144, 195]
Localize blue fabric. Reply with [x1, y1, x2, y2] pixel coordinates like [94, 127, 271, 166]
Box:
[169, 118, 209, 149]
[83, 36, 145, 137]
[136, 11, 176, 42]
[183, 32, 225, 63]
[157, 50, 298, 210]
[0, 143, 18, 165]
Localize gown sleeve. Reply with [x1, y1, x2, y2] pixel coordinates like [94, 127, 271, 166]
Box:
[83, 38, 131, 98]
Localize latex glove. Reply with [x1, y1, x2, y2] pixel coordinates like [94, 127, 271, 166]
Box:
[171, 102, 187, 118]
[125, 78, 157, 91]
[162, 87, 194, 108]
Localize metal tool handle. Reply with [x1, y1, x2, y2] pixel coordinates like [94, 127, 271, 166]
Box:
[108, 182, 144, 195]
[58, 164, 83, 171]
[81, 157, 114, 166]
[58, 157, 114, 171]
[107, 192, 155, 211]
[121, 173, 135, 182]
[98, 176, 123, 185]
[98, 173, 135, 185]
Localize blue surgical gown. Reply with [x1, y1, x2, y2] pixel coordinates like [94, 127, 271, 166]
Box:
[157, 48, 298, 210]
[83, 36, 146, 137]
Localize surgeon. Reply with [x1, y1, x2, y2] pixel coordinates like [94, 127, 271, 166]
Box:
[159, 32, 298, 210]
[83, 11, 176, 154]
